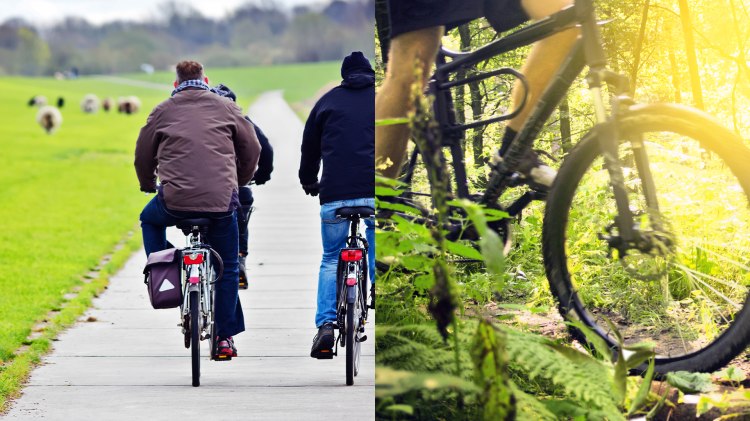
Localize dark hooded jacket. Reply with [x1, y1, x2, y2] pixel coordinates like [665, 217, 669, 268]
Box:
[299, 52, 375, 204]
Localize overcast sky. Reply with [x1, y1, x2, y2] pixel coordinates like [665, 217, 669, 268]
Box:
[0, 0, 329, 25]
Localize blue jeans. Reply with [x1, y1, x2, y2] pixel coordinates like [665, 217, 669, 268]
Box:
[316, 197, 375, 327]
[140, 195, 245, 338]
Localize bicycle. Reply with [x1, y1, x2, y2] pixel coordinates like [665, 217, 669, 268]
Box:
[386, 0, 750, 374]
[330, 206, 374, 385]
[176, 218, 224, 387]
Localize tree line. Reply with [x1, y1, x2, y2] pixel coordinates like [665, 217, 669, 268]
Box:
[0, 0, 374, 76]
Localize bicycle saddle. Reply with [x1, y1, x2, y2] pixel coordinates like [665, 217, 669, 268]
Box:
[336, 207, 375, 219]
[176, 218, 212, 235]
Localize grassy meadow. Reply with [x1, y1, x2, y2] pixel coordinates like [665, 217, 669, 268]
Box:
[123, 61, 341, 110]
[0, 61, 339, 408]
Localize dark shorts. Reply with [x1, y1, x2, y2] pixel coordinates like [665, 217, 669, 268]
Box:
[386, 0, 529, 39]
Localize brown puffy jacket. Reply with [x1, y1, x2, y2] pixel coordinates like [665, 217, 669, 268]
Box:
[134, 88, 261, 212]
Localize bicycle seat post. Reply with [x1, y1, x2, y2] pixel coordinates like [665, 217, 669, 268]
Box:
[349, 216, 360, 239]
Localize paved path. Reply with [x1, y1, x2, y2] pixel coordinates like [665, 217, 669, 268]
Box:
[4, 91, 375, 420]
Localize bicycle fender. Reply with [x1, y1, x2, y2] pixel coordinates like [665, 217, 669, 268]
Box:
[346, 285, 357, 304]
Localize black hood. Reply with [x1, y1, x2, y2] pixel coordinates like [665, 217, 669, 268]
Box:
[341, 51, 375, 89]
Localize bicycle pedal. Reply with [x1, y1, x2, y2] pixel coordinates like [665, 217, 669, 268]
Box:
[213, 354, 232, 361]
[315, 349, 334, 359]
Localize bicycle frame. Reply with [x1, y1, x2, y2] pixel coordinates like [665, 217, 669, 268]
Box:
[181, 231, 215, 341]
[401, 0, 642, 243]
[335, 216, 370, 349]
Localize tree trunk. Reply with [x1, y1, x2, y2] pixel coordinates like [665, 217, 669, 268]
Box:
[667, 23, 682, 103]
[455, 25, 470, 127]
[629, 0, 650, 97]
[457, 24, 486, 168]
[559, 95, 572, 153]
[469, 81, 485, 168]
[677, 0, 704, 110]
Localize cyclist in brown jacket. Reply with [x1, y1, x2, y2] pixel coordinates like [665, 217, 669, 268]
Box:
[135, 60, 261, 359]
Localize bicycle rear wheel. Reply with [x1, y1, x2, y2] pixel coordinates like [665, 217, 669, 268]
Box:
[543, 104, 750, 373]
[190, 290, 200, 387]
[346, 297, 361, 386]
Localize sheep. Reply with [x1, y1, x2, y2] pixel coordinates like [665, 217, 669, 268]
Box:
[102, 97, 113, 112]
[36, 106, 63, 134]
[57, 97, 65, 108]
[117, 96, 141, 115]
[27, 95, 47, 107]
[80, 94, 100, 114]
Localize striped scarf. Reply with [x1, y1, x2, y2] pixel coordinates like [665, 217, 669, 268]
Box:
[171, 79, 210, 96]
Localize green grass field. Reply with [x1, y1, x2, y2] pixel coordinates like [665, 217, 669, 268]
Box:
[122, 61, 340, 108]
[0, 61, 339, 408]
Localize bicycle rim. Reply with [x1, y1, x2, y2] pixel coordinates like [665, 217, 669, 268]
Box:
[544, 104, 750, 372]
[190, 290, 200, 386]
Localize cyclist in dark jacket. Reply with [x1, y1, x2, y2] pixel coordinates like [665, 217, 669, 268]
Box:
[299, 51, 375, 359]
[211, 84, 274, 289]
[237, 121, 272, 289]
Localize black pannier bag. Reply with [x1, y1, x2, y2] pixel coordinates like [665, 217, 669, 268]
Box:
[143, 248, 182, 309]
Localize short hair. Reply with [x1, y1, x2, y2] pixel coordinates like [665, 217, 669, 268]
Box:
[175, 60, 204, 83]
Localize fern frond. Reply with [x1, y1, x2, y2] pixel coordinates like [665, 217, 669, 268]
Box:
[504, 328, 624, 420]
[509, 381, 557, 421]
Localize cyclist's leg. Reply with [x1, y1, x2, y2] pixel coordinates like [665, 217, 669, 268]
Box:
[365, 216, 375, 284]
[506, 0, 578, 135]
[139, 195, 179, 256]
[375, 26, 443, 179]
[206, 211, 245, 339]
[238, 185, 254, 257]
[315, 200, 350, 327]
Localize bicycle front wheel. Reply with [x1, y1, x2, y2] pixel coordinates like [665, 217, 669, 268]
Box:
[544, 104, 750, 373]
[190, 290, 200, 387]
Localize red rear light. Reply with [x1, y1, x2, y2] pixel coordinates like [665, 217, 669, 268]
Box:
[183, 253, 204, 265]
[340, 249, 363, 262]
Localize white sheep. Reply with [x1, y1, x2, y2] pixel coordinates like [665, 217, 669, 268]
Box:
[117, 96, 141, 115]
[27, 95, 47, 107]
[80, 94, 100, 114]
[36, 106, 63, 134]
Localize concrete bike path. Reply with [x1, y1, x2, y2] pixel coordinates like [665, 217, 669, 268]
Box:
[4, 91, 375, 420]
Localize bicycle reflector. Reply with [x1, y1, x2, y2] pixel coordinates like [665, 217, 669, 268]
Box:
[346, 274, 358, 286]
[340, 249, 363, 262]
[183, 253, 204, 265]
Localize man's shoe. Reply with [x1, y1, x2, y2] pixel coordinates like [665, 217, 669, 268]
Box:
[310, 322, 335, 359]
[238, 255, 248, 290]
[215, 336, 237, 360]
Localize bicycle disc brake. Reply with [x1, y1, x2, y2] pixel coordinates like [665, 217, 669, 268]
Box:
[599, 211, 675, 281]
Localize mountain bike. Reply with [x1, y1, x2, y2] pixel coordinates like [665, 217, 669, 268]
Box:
[388, 0, 750, 374]
[333, 206, 373, 385]
[176, 218, 224, 387]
